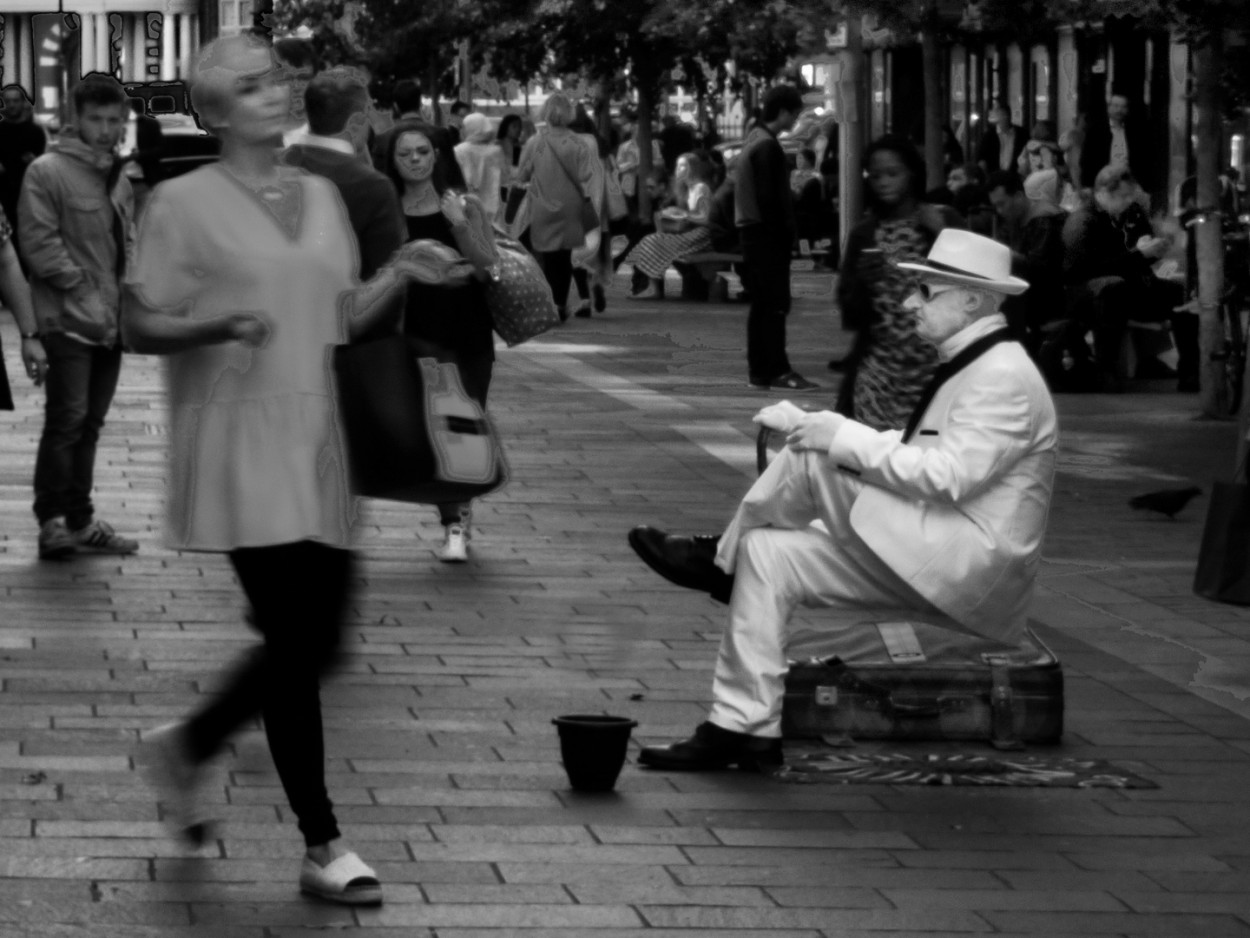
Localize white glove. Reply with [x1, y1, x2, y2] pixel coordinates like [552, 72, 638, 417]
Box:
[752, 399, 809, 434]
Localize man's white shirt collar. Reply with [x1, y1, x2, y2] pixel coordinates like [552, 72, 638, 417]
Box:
[937, 313, 1009, 362]
[294, 132, 355, 156]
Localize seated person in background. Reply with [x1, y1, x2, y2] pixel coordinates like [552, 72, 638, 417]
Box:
[791, 147, 826, 250]
[988, 169, 1069, 354]
[624, 150, 716, 300]
[929, 164, 993, 233]
[1063, 164, 1197, 392]
[612, 164, 670, 271]
[790, 147, 820, 195]
[924, 162, 967, 207]
[628, 229, 1054, 771]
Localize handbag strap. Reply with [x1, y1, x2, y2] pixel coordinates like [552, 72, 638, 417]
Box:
[544, 133, 588, 200]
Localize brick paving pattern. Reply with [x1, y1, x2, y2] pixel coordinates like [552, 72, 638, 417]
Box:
[1, 268, 1249, 936]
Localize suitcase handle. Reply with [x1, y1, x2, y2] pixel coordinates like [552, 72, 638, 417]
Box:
[809, 657, 947, 720]
[886, 698, 943, 719]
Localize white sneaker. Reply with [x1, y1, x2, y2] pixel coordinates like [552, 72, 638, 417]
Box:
[436, 523, 468, 563]
[138, 723, 215, 847]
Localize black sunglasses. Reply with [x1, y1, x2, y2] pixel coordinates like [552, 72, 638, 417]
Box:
[917, 282, 957, 301]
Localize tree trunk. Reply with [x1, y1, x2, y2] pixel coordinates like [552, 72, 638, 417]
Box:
[837, 10, 865, 253]
[428, 58, 442, 125]
[1192, 40, 1226, 420]
[637, 83, 657, 220]
[922, 27, 945, 192]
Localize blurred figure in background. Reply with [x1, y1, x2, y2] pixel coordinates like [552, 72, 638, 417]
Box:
[454, 112, 504, 221]
[282, 68, 406, 337]
[0, 84, 48, 269]
[834, 134, 959, 429]
[496, 114, 524, 204]
[514, 92, 595, 321]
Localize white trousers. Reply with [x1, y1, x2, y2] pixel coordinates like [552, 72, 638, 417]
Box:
[709, 448, 939, 738]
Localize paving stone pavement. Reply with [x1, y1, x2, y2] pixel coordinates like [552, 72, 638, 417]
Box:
[2, 269, 1250, 937]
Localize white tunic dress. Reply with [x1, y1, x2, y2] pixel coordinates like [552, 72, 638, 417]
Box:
[125, 165, 358, 551]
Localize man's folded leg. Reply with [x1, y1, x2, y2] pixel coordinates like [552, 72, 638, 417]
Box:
[716, 447, 861, 573]
[627, 448, 856, 604]
[640, 524, 937, 772]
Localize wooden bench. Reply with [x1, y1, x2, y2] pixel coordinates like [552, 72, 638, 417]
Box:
[671, 240, 838, 302]
[673, 252, 744, 301]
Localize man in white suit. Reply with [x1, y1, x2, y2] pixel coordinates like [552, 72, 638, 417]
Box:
[629, 229, 1058, 771]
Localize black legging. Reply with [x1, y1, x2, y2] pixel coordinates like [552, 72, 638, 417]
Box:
[539, 249, 573, 312]
[184, 541, 354, 847]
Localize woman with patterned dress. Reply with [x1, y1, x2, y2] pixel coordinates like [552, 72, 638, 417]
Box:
[835, 135, 961, 430]
[625, 151, 717, 300]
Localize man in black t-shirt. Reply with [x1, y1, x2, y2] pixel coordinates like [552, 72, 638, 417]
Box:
[735, 85, 816, 393]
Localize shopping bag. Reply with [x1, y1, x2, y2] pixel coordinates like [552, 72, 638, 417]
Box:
[1193, 470, 1250, 605]
[483, 233, 560, 347]
[0, 344, 13, 411]
[332, 335, 508, 504]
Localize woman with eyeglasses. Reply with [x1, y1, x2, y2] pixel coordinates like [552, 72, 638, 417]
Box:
[834, 134, 962, 431]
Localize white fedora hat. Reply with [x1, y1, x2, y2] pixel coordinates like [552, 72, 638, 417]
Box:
[896, 229, 1029, 296]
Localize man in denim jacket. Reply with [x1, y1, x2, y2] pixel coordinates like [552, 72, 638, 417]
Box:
[18, 73, 137, 559]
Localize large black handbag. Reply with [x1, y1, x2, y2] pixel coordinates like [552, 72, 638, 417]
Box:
[0, 342, 13, 411]
[1193, 460, 1250, 605]
[332, 334, 508, 504]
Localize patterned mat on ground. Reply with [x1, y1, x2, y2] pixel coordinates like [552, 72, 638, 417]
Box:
[773, 750, 1157, 789]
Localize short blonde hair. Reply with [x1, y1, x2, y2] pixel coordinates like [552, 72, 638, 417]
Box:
[189, 32, 276, 132]
[540, 92, 573, 128]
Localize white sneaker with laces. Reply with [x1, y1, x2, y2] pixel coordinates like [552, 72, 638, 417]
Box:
[436, 523, 468, 563]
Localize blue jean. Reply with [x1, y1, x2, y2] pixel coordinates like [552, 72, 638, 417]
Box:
[33, 333, 122, 528]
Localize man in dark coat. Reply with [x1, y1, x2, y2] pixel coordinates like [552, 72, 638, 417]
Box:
[282, 68, 406, 337]
[1062, 164, 1195, 391]
[1080, 93, 1155, 200]
[975, 102, 1026, 176]
[736, 84, 816, 392]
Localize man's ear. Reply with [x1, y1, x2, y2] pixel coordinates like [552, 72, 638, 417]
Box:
[345, 111, 369, 148]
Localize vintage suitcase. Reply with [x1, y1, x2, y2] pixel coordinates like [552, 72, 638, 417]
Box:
[781, 620, 1063, 750]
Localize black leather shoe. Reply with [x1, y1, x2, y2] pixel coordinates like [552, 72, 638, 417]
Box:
[627, 526, 735, 603]
[639, 722, 783, 772]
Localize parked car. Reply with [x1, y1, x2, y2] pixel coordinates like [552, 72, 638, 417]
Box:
[123, 81, 221, 183]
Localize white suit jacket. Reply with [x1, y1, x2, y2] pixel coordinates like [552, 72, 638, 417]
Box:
[829, 325, 1058, 643]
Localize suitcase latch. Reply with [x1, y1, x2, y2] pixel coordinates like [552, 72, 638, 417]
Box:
[815, 685, 839, 707]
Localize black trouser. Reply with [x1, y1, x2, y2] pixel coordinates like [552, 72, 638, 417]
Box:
[1073, 276, 1196, 381]
[184, 541, 354, 848]
[539, 250, 574, 312]
[611, 215, 655, 270]
[33, 334, 123, 528]
[741, 228, 793, 382]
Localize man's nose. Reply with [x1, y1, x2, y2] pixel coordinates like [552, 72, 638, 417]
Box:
[902, 291, 923, 311]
